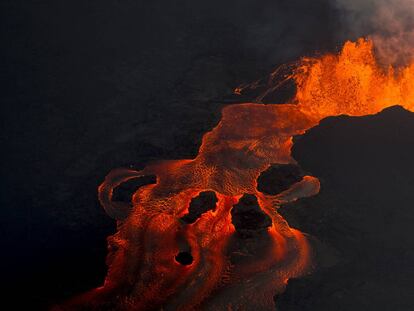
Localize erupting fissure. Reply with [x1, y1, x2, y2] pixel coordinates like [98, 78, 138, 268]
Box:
[59, 38, 414, 310]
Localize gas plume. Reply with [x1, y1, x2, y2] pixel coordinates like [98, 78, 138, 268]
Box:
[335, 0, 414, 65]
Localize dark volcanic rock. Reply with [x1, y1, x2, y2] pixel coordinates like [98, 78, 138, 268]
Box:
[277, 106, 414, 311]
[257, 163, 304, 195]
[2, 1, 343, 309]
[181, 191, 218, 224]
[175, 251, 194, 266]
[112, 175, 157, 203]
[231, 194, 272, 238]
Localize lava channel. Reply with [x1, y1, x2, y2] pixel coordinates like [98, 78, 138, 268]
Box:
[57, 38, 414, 310]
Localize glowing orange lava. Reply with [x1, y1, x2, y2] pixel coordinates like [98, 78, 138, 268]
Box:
[58, 38, 414, 310]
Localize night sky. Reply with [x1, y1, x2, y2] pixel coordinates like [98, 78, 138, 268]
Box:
[2, 1, 414, 310]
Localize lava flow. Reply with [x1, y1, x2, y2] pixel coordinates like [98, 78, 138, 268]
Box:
[59, 38, 414, 310]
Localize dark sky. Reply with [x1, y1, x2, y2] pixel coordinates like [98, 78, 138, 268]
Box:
[1, 1, 349, 309]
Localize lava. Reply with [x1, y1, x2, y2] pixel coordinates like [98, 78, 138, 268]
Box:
[58, 38, 414, 310]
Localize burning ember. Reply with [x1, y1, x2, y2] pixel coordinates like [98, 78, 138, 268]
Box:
[58, 38, 414, 310]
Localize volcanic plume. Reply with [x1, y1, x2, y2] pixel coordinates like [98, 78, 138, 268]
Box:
[58, 39, 414, 310]
[334, 0, 414, 65]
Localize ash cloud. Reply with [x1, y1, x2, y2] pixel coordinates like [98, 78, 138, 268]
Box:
[334, 0, 414, 65]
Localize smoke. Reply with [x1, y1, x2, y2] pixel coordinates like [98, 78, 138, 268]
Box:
[334, 0, 414, 65]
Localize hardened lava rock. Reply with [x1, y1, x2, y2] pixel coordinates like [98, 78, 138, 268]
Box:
[112, 174, 157, 203]
[231, 194, 272, 238]
[257, 163, 305, 195]
[181, 191, 218, 224]
[175, 251, 194, 266]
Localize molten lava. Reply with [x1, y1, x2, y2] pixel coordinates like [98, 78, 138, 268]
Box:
[59, 38, 414, 310]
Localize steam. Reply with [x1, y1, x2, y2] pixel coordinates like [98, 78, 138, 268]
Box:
[335, 0, 414, 65]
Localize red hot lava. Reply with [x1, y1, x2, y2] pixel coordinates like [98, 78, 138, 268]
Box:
[58, 39, 414, 310]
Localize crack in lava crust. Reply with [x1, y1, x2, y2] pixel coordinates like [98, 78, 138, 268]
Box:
[58, 38, 414, 310]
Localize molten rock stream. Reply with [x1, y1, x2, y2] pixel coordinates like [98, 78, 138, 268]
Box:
[59, 39, 414, 310]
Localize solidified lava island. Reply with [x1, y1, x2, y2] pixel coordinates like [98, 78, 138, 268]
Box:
[58, 39, 414, 310]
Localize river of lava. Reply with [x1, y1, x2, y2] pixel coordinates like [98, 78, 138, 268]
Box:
[59, 38, 414, 310]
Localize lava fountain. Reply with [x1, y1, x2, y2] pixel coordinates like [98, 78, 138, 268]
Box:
[58, 38, 414, 310]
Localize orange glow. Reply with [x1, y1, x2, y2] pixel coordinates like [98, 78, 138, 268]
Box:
[294, 38, 414, 119]
[59, 38, 414, 310]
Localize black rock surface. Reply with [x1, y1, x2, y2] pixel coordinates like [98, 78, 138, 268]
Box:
[181, 191, 218, 224]
[257, 163, 305, 195]
[231, 194, 272, 238]
[0, 1, 346, 308]
[112, 175, 157, 203]
[175, 251, 194, 266]
[277, 106, 414, 311]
